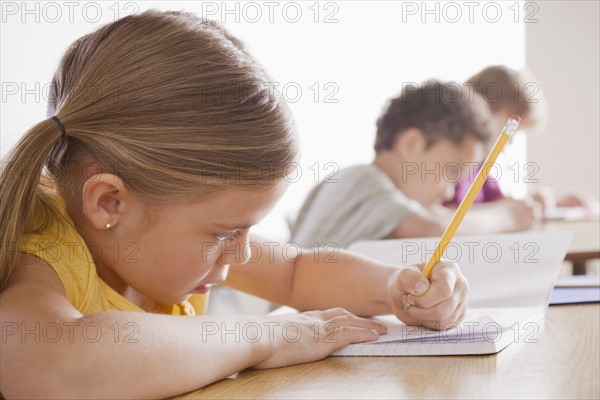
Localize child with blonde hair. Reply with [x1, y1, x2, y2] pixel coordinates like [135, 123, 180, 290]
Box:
[446, 65, 588, 211]
[0, 10, 467, 398]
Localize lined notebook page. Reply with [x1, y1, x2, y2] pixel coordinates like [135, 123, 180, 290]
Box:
[333, 307, 543, 356]
[368, 307, 540, 343]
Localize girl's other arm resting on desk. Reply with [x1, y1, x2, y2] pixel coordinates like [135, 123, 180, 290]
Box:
[0, 254, 270, 398]
[0, 254, 385, 399]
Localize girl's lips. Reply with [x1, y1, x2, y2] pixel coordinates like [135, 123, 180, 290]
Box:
[193, 284, 212, 294]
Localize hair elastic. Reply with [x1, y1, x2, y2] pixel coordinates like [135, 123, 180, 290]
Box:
[51, 116, 67, 138]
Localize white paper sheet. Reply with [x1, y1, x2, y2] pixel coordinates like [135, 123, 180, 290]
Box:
[348, 231, 572, 308]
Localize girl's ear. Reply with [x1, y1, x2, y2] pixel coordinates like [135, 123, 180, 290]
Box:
[81, 174, 130, 231]
[393, 127, 427, 160]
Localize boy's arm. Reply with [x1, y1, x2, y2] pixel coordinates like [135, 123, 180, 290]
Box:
[431, 198, 541, 234]
[391, 210, 446, 238]
[389, 197, 541, 239]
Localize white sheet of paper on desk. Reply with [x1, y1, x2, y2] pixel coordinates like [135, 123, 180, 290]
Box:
[348, 232, 572, 309]
[544, 203, 600, 221]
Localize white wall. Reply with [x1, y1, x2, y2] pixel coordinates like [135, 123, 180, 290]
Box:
[525, 1, 600, 200]
[1, 0, 526, 242]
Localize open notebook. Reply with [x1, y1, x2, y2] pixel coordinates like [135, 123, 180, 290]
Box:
[332, 307, 542, 356]
[331, 231, 571, 356]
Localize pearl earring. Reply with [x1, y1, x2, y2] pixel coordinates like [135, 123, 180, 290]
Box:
[105, 223, 112, 230]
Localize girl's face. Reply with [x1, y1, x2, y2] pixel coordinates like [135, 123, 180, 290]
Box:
[99, 182, 288, 308]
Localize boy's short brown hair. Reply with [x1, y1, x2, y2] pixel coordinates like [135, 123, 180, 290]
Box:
[374, 80, 492, 153]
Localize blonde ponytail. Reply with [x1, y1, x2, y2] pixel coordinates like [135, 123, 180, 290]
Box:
[1, 118, 68, 288]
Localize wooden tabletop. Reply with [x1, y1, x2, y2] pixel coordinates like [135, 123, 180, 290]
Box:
[542, 219, 600, 255]
[177, 304, 599, 399]
[541, 219, 600, 273]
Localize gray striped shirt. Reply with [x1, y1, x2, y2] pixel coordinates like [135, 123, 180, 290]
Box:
[289, 164, 425, 249]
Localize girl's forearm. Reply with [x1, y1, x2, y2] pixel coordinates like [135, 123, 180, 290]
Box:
[9, 311, 272, 399]
[287, 249, 397, 317]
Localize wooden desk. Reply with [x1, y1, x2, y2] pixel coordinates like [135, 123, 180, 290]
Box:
[178, 304, 599, 399]
[542, 219, 600, 274]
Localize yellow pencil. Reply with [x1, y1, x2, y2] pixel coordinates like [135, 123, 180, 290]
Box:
[422, 114, 522, 278]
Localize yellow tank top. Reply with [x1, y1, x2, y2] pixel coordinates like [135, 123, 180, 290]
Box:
[20, 192, 208, 316]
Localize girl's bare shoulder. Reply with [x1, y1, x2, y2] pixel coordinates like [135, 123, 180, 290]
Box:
[0, 253, 76, 319]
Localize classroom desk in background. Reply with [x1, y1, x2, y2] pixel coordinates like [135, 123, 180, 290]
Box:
[541, 219, 600, 275]
[178, 304, 599, 399]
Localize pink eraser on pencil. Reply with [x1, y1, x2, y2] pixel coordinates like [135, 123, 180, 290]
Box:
[510, 114, 521, 122]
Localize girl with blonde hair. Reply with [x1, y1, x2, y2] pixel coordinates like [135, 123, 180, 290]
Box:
[0, 10, 467, 398]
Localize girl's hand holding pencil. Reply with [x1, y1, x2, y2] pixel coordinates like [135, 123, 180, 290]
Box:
[387, 262, 469, 330]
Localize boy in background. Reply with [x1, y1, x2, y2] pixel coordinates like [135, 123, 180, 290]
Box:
[290, 80, 540, 249]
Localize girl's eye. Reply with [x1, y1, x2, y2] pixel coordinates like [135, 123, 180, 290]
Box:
[215, 230, 241, 244]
